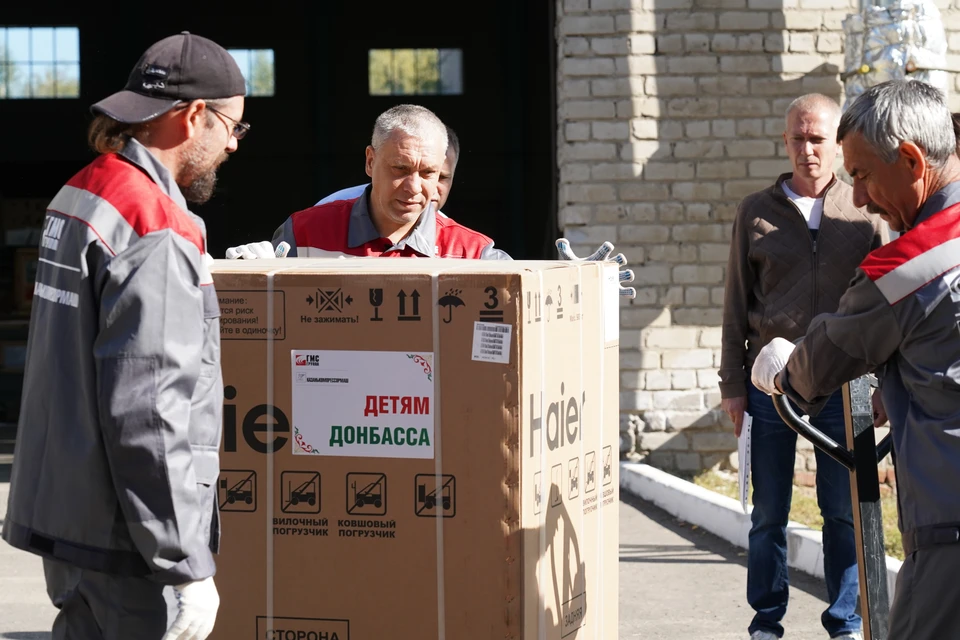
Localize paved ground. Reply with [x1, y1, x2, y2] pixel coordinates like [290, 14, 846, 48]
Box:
[0, 472, 836, 639]
[0, 471, 54, 640]
[618, 491, 836, 640]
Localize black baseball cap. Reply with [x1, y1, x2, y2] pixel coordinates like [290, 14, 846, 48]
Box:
[91, 31, 247, 124]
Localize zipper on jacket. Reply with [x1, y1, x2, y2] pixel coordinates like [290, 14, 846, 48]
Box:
[811, 236, 818, 317]
[781, 196, 819, 319]
[778, 176, 831, 321]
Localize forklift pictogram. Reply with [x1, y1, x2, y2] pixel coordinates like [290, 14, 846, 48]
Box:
[533, 471, 543, 515]
[602, 445, 613, 486]
[569, 457, 580, 500]
[347, 473, 387, 515]
[551, 464, 563, 507]
[218, 470, 256, 512]
[281, 471, 321, 514]
[414, 474, 456, 518]
[584, 451, 597, 494]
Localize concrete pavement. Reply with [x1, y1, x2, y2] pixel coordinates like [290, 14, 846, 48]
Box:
[0, 479, 56, 639]
[0, 472, 837, 640]
[619, 491, 835, 640]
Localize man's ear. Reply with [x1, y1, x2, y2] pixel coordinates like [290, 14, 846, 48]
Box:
[175, 100, 207, 139]
[899, 141, 926, 180]
[364, 146, 376, 178]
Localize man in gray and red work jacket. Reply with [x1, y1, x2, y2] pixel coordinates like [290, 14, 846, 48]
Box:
[1, 32, 247, 640]
[753, 79, 960, 640]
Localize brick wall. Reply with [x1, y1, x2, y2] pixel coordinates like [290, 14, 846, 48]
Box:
[559, 0, 958, 481]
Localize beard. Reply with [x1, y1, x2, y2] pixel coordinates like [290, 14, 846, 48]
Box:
[179, 133, 229, 204]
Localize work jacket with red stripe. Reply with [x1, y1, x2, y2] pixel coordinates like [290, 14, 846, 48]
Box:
[1, 139, 222, 585]
[780, 181, 960, 537]
[272, 185, 511, 259]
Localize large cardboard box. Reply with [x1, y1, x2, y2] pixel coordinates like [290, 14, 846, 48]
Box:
[210, 258, 620, 640]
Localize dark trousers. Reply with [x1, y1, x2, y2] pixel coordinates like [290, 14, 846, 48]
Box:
[44, 558, 177, 639]
[746, 381, 861, 638]
[889, 543, 960, 639]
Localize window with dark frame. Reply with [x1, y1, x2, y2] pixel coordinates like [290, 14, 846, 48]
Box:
[0, 27, 80, 99]
[227, 49, 275, 97]
[368, 48, 463, 96]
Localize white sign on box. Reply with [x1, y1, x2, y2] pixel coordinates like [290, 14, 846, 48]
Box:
[290, 350, 435, 458]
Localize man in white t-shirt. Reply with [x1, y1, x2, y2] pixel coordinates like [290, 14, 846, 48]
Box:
[719, 94, 887, 640]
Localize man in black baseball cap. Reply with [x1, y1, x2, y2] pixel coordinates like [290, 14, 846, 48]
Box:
[87, 30, 248, 203]
[2, 32, 245, 640]
[92, 30, 246, 124]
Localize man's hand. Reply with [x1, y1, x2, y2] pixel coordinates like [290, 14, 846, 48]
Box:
[161, 576, 220, 640]
[722, 396, 748, 437]
[555, 238, 636, 298]
[872, 390, 888, 429]
[751, 337, 795, 395]
[225, 241, 290, 259]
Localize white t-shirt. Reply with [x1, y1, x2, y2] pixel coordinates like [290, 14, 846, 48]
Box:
[782, 181, 824, 231]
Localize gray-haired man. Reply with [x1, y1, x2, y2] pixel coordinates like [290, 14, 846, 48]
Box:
[721, 93, 885, 640]
[753, 79, 960, 639]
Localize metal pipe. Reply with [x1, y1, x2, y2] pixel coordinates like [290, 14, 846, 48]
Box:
[771, 394, 856, 470]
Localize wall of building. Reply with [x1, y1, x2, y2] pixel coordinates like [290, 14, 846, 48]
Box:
[556, 0, 959, 482]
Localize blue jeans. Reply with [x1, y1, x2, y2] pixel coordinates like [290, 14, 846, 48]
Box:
[746, 380, 860, 638]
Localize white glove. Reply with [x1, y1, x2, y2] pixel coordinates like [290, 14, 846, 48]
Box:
[162, 576, 220, 640]
[225, 241, 290, 259]
[751, 337, 795, 395]
[555, 238, 636, 299]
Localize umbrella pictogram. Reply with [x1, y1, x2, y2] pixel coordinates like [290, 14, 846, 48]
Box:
[438, 288, 464, 323]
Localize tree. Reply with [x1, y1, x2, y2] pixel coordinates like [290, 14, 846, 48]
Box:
[414, 49, 439, 95]
[30, 65, 79, 98]
[249, 50, 274, 97]
[369, 49, 393, 95]
[0, 47, 22, 99]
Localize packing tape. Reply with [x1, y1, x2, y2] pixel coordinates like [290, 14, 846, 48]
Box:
[537, 269, 547, 640]
[430, 261, 482, 637]
[263, 262, 315, 631]
[597, 262, 607, 639]
[255, 259, 490, 637]
[575, 262, 589, 639]
[427, 261, 486, 637]
[431, 270, 446, 640]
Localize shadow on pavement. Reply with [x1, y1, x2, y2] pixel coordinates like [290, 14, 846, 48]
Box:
[0, 464, 10, 483]
[1, 633, 51, 639]
[619, 492, 830, 603]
